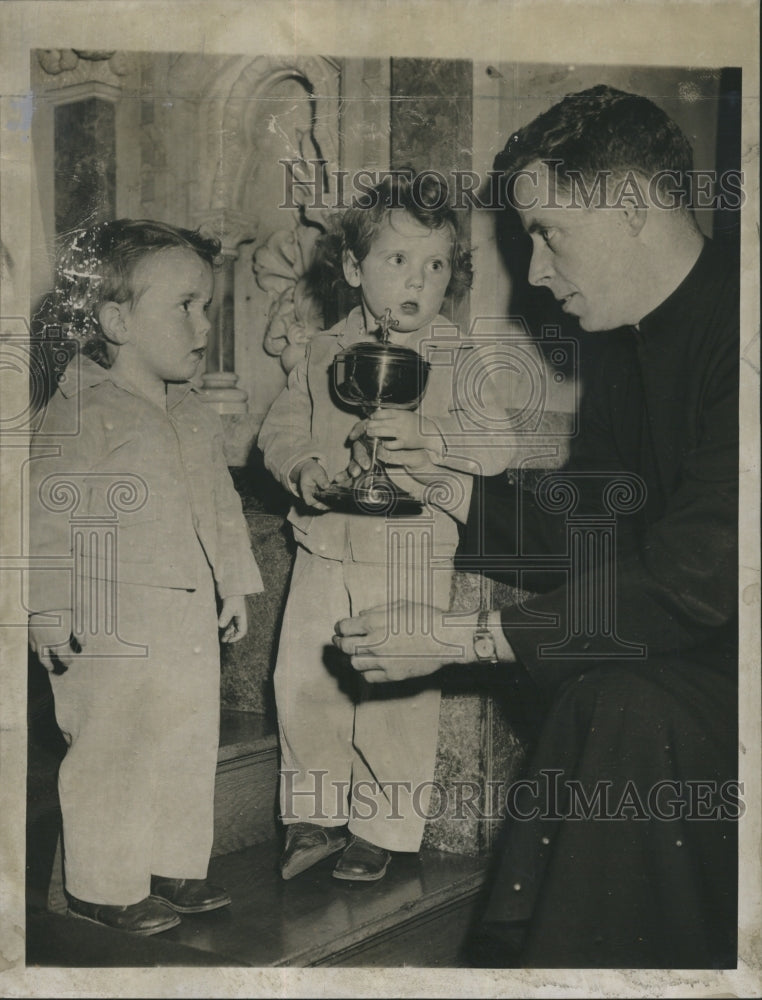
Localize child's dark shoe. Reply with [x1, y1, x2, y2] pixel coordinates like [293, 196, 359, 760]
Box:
[280, 822, 347, 880]
[67, 894, 181, 935]
[332, 835, 391, 882]
[149, 876, 232, 913]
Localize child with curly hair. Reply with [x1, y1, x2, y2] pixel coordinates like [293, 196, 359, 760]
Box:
[259, 174, 480, 882]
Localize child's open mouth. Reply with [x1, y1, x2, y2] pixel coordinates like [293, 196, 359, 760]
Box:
[399, 301, 419, 314]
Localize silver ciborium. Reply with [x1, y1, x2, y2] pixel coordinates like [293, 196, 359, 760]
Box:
[315, 309, 431, 515]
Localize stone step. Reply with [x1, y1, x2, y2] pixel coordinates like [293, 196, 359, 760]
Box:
[28, 840, 488, 968]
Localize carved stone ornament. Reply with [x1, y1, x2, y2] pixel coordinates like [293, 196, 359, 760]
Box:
[37, 49, 130, 77]
[72, 50, 116, 61]
[254, 223, 325, 373]
[252, 133, 334, 373]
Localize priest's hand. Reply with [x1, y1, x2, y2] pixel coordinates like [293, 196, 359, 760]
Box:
[333, 602, 471, 683]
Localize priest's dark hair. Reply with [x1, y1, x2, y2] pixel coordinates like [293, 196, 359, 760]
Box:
[494, 84, 696, 206]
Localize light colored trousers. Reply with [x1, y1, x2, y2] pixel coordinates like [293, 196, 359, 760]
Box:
[275, 541, 453, 852]
[50, 541, 220, 905]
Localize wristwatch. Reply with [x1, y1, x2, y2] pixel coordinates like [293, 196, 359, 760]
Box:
[473, 609, 499, 663]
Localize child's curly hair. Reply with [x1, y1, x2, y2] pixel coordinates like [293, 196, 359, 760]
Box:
[311, 171, 473, 314]
[36, 219, 221, 366]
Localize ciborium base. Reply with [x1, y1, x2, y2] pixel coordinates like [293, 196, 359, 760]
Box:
[314, 477, 423, 517]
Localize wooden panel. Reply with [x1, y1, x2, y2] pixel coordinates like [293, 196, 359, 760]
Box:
[317, 892, 482, 967]
[212, 747, 280, 857]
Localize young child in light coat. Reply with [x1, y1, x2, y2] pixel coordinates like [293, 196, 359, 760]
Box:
[28, 220, 263, 934]
[259, 174, 483, 882]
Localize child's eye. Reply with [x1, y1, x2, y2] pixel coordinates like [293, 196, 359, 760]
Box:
[429, 259, 447, 272]
[388, 254, 405, 265]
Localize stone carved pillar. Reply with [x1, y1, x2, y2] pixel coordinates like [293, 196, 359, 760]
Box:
[195, 210, 257, 414]
[200, 248, 246, 413]
[31, 50, 137, 303]
[186, 54, 341, 425]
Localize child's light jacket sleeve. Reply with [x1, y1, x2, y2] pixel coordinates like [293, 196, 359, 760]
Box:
[206, 409, 264, 599]
[257, 351, 328, 495]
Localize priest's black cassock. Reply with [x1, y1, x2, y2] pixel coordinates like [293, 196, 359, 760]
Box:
[459, 239, 739, 968]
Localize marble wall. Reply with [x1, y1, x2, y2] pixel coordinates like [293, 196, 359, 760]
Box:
[53, 97, 115, 235]
[219, 465, 292, 723]
[390, 57, 473, 336]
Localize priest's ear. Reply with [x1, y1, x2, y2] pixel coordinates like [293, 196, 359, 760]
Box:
[615, 176, 648, 237]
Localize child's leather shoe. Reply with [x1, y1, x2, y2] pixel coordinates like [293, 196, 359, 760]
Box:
[280, 822, 347, 880]
[67, 894, 181, 935]
[149, 876, 232, 913]
[332, 835, 391, 882]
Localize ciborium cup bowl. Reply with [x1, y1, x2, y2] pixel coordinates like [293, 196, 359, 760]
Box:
[316, 340, 432, 516]
[333, 341, 430, 411]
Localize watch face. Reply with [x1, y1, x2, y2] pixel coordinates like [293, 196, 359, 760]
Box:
[474, 633, 497, 660]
